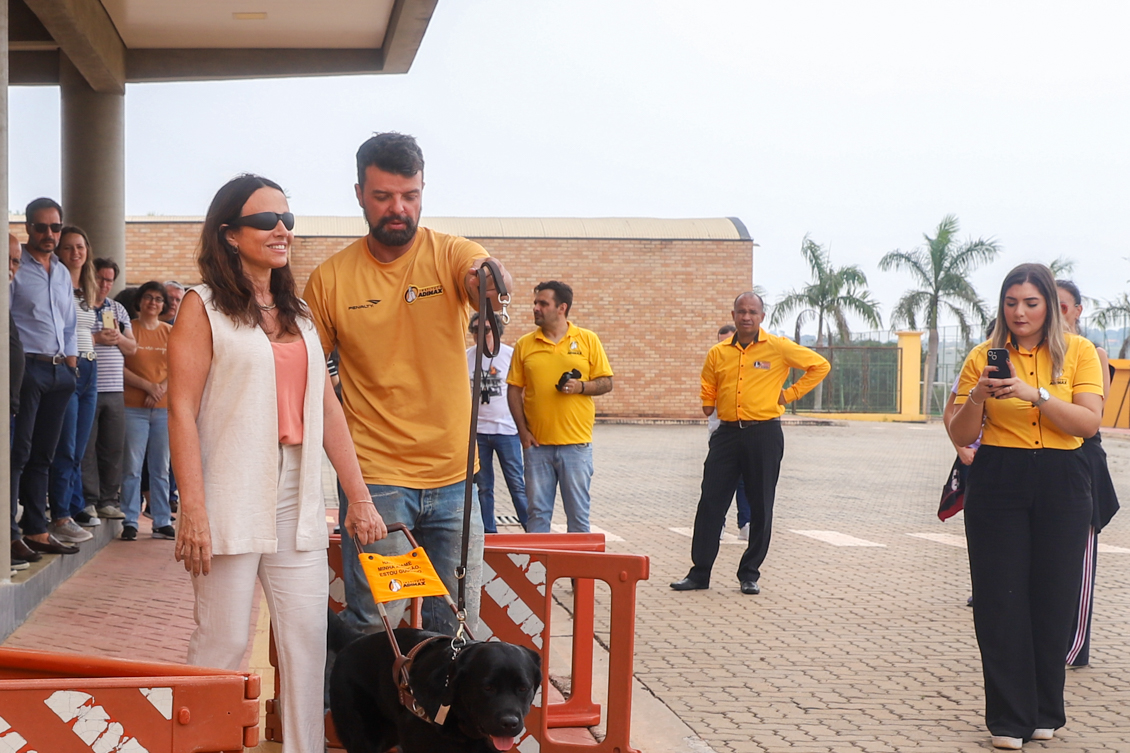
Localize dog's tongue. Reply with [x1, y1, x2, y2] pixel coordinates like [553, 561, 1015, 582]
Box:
[491, 735, 516, 750]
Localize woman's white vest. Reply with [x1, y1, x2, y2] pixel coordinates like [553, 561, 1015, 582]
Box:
[194, 285, 328, 554]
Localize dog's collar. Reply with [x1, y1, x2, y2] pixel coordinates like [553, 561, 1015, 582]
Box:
[393, 635, 457, 726]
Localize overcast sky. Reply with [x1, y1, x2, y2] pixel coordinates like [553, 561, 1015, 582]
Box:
[10, 1, 1130, 333]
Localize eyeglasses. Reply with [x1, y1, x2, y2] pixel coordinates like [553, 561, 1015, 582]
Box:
[228, 212, 295, 231]
[140, 294, 166, 304]
[9, 257, 21, 268]
[31, 223, 63, 234]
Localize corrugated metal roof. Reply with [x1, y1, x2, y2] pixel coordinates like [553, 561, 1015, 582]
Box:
[10, 215, 751, 241]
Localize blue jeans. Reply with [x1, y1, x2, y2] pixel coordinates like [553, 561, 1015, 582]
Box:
[338, 480, 484, 636]
[49, 357, 98, 519]
[524, 443, 593, 533]
[475, 433, 528, 532]
[122, 407, 172, 528]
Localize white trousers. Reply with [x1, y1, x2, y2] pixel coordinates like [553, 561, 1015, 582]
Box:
[187, 444, 328, 753]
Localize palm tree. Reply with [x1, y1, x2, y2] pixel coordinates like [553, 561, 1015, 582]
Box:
[1049, 256, 1076, 278]
[1090, 294, 1130, 358]
[879, 215, 1001, 416]
[770, 235, 882, 409]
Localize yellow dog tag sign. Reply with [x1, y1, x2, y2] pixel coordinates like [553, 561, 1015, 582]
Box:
[359, 547, 450, 604]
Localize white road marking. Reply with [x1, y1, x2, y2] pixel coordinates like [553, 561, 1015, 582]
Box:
[550, 523, 623, 542]
[790, 530, 886, 547]
[1098, 543, 1130, 554]
[908, 532, 967, 549]
[668, 527, 747, 545]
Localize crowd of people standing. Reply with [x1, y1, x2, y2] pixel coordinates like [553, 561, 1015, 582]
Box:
[9, 194, 191, 574]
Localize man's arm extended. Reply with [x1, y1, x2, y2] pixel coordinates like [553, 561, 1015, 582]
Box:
[582, 375, 613, 395]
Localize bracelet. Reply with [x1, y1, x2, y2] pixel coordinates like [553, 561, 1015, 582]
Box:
[969, 393, 984, 406]
[350, 499, 375, 507]
[580, 381, 585, 394]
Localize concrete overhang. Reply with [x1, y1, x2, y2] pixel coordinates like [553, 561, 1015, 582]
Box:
[8, 0, 437, 92]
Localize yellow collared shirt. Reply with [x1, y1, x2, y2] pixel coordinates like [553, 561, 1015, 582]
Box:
[955, 334, 1103, 450]
[701, 329, 830, 422]
[507, 322, 613, 445]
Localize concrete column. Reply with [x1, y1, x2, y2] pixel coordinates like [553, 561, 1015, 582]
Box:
[60, 54, 125, 292]
[1, 0, 11, 579]
[897, 331, 925, 421]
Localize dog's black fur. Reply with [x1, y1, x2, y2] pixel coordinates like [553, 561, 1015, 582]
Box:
[328, 611, 542, 753]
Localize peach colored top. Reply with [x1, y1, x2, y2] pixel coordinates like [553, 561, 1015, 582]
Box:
[272, 339, 308, 445]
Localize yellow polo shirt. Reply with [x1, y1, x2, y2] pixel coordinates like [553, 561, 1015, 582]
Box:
[955, 334, 1103, 450]
[303, 228, 487, 487]
[701, 329, 830, 422]
[507, 323, 613, 445]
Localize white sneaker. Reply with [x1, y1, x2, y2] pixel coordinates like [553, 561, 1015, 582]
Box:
[51, 518, 94, 543]
[1031, 729, 1054, 741]
[991, 736, 1022, 750]
[738, 523, 750, 541]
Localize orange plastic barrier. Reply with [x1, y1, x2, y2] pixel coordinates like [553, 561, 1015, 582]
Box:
[0, 646, 260, 752]
[479, 538, 648, 753]
[269, 532, 649, 753]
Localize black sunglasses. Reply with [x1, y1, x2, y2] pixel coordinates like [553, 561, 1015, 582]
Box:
[31, 223, 63, 234]
[227, 212, 295, 231]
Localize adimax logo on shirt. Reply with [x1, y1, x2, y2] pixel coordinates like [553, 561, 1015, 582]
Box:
[404, 284, 444, 303]
[348, 299, 382, 310]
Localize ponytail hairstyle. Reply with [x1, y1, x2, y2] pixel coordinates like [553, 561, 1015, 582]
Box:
[197, 174, 308, 335]
[990, 263, 1067, 379]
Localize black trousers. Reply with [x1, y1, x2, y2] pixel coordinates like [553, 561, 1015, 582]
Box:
[82, 391, 126, 507]
[688, 420, 784, 584]
[964, 445, 1091, 739]
[11, 359, 76, 536]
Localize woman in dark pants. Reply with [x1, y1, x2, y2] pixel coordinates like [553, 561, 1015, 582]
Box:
[1055, 279, 1119, 667]
[949, 263, 1103, 750]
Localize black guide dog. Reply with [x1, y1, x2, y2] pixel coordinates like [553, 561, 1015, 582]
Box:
[329, 612, 542, 752]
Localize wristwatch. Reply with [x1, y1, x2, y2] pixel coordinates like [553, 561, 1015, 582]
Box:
[1034, 387, 1050, 407]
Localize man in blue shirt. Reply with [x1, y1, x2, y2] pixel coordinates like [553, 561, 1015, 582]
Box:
[10, 198, 80, 560]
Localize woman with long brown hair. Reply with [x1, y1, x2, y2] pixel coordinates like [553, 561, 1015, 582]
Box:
[48, 226, 101, 543]
[169, 174, 385, 752]
[949, 263, 1103, 749]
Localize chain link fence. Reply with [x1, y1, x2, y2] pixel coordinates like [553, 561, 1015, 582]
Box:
[787, 345, 901, 413]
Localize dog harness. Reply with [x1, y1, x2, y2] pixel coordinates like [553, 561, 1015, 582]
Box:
[392, 635, 460, 726]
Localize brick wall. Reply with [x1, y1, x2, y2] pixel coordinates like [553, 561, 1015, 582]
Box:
[10, 221, 752, 419]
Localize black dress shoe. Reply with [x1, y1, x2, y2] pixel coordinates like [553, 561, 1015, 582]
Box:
[24, 535, 80, 555]
[669, 577, 709, 591]
[740, 580, 760, 595]
[11, 538, 43, 563]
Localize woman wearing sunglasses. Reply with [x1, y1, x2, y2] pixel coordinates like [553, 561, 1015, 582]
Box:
[168, 174, 386, 752]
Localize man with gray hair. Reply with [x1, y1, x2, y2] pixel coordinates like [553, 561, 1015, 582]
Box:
[161, 281, 186, 324]
[671, 292, 829, 596]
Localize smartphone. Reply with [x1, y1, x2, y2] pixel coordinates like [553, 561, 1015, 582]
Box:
[986, 348, 1011, 381]
[101, 309, 116, 330]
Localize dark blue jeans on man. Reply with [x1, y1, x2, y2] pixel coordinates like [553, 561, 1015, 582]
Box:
[475, 433, 528, 532]
[12, 359, 76, 536]
[50, 357, 97, 519]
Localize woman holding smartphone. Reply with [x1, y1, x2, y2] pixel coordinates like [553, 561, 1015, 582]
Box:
[949, 263, 1103, 750]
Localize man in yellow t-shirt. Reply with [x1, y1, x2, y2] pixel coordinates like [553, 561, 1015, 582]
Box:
[304, 132, 511, 634]
[671, 292, 829, 596]
[507, 281, 613, 533]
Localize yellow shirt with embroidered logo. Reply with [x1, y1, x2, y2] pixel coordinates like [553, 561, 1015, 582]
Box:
[303, 228, 487, 487]
[507, 323, 613, 445]
[955, 334, 1103, 451]
[701, 329, 830, 422]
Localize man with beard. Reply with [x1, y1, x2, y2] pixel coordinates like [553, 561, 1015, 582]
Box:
[304, 132, 512, 635]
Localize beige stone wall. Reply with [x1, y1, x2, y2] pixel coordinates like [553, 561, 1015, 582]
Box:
[10, 220, 752, 418]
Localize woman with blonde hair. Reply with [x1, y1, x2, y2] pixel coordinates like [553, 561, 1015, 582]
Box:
[949, 263, 1103, 749]
[169, 174, 385, 752]
[48, 226, 101, 542]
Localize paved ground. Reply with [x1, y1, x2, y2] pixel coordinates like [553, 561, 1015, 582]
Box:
[559, 421, 1130, 753]
[6, 421, 1129, 752]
